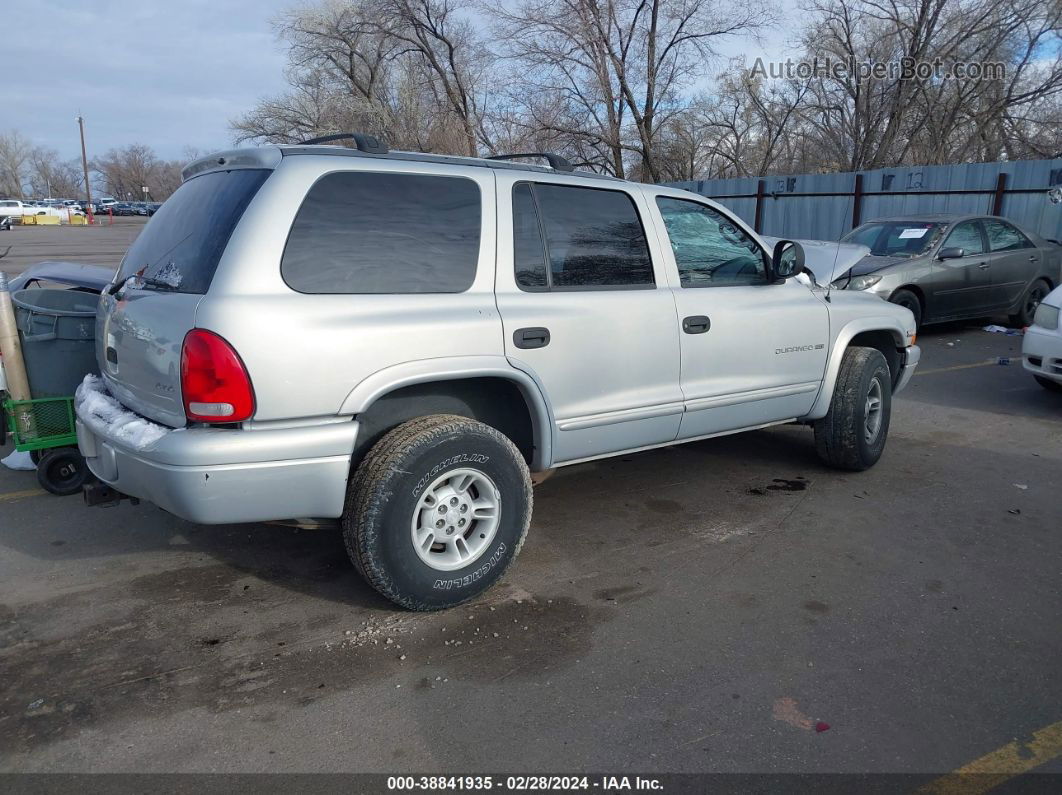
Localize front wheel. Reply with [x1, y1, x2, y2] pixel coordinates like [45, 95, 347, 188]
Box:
[814, 347, 892, 471]
[343, 415, 532, 611]
[889, 289, 922, 330]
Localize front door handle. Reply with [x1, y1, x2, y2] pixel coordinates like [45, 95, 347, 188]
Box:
[682, 315, 711, 334]
[514, 327, 550, 349]
[977, 262, 990, 270]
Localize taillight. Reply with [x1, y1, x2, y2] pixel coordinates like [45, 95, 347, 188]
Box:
[180, 329, 255, 423]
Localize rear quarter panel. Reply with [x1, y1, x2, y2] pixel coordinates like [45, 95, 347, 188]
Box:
[196, 155, 503, 422]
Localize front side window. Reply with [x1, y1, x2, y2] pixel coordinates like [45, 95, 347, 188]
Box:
[984, 220, 1031, 252]
[656, 197, 767, 287]
[282, 172, 481, 294]
[943, 221, 985, 255]
[512, 182, 654, 290]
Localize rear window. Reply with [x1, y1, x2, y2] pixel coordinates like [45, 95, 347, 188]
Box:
[117, 169, 269, 294]
[281, 172, 481, 294]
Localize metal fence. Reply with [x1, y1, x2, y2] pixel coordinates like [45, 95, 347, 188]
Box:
[663, 158, 1062, 243]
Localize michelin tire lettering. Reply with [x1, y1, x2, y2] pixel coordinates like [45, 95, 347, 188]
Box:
[412, 453, 491, 496]
[433, 542, 507, 590]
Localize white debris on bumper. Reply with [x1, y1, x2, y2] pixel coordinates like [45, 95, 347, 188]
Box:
[75, 374, 173, 451]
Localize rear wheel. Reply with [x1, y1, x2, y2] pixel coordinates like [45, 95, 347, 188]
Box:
[36, 447, 89, 496]
[889, 289, 922, 329]
[342, 414, 532, 610]
[814, 347, 892, 471]
[1035, 375, 1062, 393]
[1010, 279, 1050, 328]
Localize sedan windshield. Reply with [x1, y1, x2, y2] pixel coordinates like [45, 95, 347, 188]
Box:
[842, 221, 946, 258]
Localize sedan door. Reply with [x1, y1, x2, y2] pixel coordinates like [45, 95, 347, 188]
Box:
[983, 219, 1040, 310]
[928, 220, 994, 319]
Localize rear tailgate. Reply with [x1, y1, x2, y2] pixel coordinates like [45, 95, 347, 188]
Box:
[97, 290, 201, 427]
[96, 166, 271, 427]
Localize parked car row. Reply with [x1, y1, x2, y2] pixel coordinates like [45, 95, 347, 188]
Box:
[109, 201, 161, 216]
[0, 197, 163, 223]
[0, 198, 84, 222]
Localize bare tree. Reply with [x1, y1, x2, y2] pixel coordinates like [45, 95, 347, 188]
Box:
[27, 147, 84, 198]
[493, 0, 772, 179]
[92, 144, 183, 201]
[797, 0, 1062, 170]
[231, 0, 1060, 180]
[0, 131, 32, 199]
[231, 0, 491, 154]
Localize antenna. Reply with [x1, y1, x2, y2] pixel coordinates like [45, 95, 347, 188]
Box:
[825, 175, 863, 302]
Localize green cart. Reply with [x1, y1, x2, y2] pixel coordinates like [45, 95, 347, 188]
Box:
[3, 395, 89, 495]
[1, 284, 98, 496]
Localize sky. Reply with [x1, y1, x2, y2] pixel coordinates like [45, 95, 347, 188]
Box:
[4, 0, 291, 162]
[3, 0, 791, 165]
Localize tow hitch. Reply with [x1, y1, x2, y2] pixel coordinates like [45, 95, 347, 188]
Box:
[83, 482, 139, 507]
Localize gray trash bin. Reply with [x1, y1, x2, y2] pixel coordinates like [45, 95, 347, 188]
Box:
[12, 288, 99, 398]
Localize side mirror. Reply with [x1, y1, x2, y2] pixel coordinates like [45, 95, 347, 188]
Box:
[938, 246, 965, 260]
[772, 240, 806, 280]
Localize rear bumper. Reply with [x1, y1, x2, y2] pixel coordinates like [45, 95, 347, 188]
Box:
[894, 344, 920, 394]
[76, 414, 358, 524]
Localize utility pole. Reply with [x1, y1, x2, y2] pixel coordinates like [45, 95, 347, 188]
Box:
[76, 115, 92, 208]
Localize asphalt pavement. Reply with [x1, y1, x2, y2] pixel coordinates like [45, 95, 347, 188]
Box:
[0, 221, 1059, 777]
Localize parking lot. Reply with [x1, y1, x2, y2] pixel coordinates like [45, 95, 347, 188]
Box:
[1, 221, 1060, 776]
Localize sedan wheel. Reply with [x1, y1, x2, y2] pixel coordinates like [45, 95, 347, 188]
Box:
[1011, 279, 1050, 328]
[889, 289, 922, 330]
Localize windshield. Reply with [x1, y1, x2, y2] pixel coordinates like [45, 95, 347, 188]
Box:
[841, 221, 946, 258]
[116, 168, 269, 294]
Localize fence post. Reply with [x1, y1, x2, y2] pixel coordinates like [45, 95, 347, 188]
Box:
[754, 179, 766, 233]
[991, 172, 1007, 215]
[852, 174, 864, 229]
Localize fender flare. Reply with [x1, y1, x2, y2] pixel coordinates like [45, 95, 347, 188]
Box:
[803, 316, 909, 421]
[338, 355, 556, 470]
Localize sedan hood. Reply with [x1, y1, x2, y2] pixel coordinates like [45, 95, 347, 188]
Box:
[848, 255, 913, 277]
[761, 237, 871, 286]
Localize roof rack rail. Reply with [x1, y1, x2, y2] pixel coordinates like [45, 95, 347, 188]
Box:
[487, 152, 574, 172]
[298, 132, 388, 154]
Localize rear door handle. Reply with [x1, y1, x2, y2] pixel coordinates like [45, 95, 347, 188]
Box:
[682, 315, 711, 334]
[514, 327, 550, 349]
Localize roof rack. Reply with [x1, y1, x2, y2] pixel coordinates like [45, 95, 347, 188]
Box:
[298, 132, 389, 154]
[486, 153, 574, 172]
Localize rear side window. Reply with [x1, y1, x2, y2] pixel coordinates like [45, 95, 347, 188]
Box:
[117, 169, 269, 294]
[984, 220, 1032, 252]
[282, 172, 481, 294]
[512, 182, 654, 290]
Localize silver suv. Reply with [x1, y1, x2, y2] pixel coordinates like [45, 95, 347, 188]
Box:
[75, 136, 920, 610]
